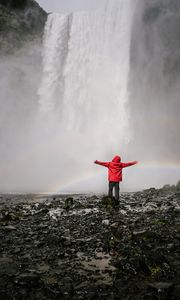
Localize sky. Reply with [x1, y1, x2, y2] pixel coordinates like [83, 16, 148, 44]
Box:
[37, 0, 100, 13]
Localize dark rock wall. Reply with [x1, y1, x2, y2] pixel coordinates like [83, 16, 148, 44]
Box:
[0, 0, 28, 9]
[129, 0, 180, 162]
[0, 0, 47, 53]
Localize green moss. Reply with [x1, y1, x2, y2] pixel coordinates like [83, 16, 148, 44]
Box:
[133, 246, 141, 257]
[101, 196, 119, 210]
[0, 7, 28, 33]
[0, 9, 11, 28]
[151, 218, 168, 226]
[0, 39, 6, 49]
[149, 265, 162, 276]
[108, 233, 121, 248]
[41, 276, 58, 285]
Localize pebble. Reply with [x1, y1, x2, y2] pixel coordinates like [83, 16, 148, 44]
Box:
[0, 188, 179, 299]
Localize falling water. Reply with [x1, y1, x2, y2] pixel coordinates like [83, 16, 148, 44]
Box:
[37, 0, 134, 191]
[39, 0, 132, 136]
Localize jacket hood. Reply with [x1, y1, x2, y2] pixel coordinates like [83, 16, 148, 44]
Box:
[112, 155, 121, 163]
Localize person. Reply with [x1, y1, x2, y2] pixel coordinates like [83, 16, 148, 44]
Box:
[94, 155, 138, 201]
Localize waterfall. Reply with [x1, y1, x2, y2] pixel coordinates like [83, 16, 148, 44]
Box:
[37, 0, 134, 191]
[38, 13, 72, 112]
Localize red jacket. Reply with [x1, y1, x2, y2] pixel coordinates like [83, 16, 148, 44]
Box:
[95, 155, 137, 182]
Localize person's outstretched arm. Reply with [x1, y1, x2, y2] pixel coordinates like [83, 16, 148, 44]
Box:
[94, 160, 110, 168]
[121, 161, 138, 168]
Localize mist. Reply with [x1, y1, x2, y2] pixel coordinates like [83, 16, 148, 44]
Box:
[0, 0, 180, 194]
[129, 0, 180, 164]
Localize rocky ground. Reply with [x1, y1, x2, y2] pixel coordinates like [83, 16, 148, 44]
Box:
[0, 188, 180, 300]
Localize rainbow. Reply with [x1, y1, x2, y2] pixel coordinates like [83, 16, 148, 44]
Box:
[1, 148, 180, 193]
[46, 162, 180, 194]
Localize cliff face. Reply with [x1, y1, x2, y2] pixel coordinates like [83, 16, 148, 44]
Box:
[0, 0, 47, 53]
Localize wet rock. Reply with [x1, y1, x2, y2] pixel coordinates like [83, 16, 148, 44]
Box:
[143, 294, 159, 300]
[64, 197, 74, 210]
[176, 180, 180, 190]
[15, 273, 40, 287]
[160, 180, 180, 193]
[89, 195, 99, 201]
[133, 229, 147, 236]
[1, 225, 16, 230]
[0, 187, 179, 299]
[59, 276, 74, 297]
[75, 280, 89, 290]
[147, 282, 174, 291]
[173, 285, 180, 300]
[102, 219, 110, 226]
[147, 282, 174, 300]
[102, 196, 119, 208]
[0, 260, 18, 275]
[36, 263, 50, 273]
[13, 247, 21, 254]
[137, 259, 151, 276]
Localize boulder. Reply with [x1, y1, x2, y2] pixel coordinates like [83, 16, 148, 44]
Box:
[101, 196, 119, 209]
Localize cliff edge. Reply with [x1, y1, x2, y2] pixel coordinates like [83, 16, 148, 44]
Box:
[0, 0, 47, 53]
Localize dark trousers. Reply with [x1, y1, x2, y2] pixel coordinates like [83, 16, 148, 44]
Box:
[108, 181, 120, 200]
